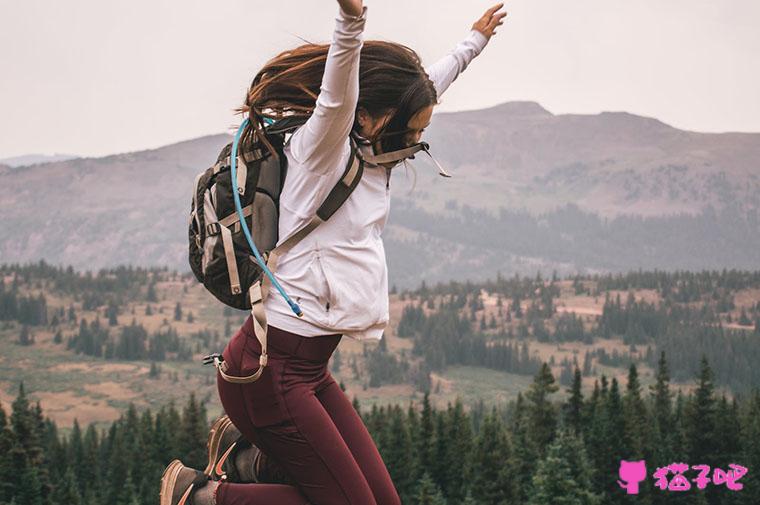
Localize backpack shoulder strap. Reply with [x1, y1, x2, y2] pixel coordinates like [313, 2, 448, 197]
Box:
[231, 136, 364, 385]
[209, 122, 364, 385]
[269, 135, 363, 262]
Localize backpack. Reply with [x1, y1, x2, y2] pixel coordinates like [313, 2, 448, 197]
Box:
[190, 117, 435, 383]
[188, 117, 360, 307]
[189, 117, 365, 383]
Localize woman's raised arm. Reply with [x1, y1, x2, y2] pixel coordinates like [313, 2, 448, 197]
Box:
[425, 3, 507, 99]
[288, 1, 366, 174]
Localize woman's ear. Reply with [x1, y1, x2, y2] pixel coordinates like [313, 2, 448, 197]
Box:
[356, 107, 370, 128]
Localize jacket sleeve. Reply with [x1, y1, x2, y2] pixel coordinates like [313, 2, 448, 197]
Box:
[425, 29, 488, 99]
[287, 5, 367, 174]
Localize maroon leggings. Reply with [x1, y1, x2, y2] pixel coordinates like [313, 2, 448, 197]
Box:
[215, 315, 401, 505]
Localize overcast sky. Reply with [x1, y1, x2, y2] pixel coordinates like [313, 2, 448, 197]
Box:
[1, 0, 758, 158]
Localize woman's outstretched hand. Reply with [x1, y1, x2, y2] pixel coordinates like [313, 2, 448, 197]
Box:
[472, 3, 508, 40]
[337, 0, 363, 17]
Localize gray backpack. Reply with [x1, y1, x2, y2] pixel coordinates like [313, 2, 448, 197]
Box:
[188, 117, 363, 311]
[190, 117, 431, 383]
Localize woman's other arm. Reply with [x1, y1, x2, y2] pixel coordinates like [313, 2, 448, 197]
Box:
[425, 3, 507, 98]
[288, 1, 366, 173]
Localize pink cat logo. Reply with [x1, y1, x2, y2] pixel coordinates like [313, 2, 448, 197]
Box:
[618, 460, 647, 495]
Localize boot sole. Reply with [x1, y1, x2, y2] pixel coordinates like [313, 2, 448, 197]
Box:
[160, 460, 196, 505]
[204, 415, 239, 479]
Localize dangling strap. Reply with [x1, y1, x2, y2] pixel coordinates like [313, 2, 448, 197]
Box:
[215, 138, 363, 383]
[419, 143, 452, 177]
[219, 224, 242, 295]
[354, 141, 452, 177]
[358, 143, 426, 165]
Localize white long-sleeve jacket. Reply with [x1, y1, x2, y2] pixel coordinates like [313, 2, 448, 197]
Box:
[263, 5, 488, 341]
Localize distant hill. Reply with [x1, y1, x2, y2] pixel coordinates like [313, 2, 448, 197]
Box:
[404, 101, 760, 217]
[0, 153, 79, 167]
[1, 102, 758, 288]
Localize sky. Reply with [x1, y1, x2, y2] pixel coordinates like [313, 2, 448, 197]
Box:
[1, 0, 759, 158]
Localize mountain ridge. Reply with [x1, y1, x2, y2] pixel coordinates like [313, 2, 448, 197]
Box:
[1, 101, 758, 286]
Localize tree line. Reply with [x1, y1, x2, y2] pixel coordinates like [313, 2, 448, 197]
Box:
[3, 352, 757, 505]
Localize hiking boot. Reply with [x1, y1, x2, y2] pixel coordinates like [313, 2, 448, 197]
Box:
[205, 414, 294, 485]
[204, 415, 245, 481]
[160, 459, 218, 505]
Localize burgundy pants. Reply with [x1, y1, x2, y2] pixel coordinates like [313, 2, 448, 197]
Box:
[215, 315, 401, 505]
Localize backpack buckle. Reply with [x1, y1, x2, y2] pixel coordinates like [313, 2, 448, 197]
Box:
[206, 222, 221, 236]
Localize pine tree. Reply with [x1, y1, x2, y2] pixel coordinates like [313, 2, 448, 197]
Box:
[648, 353, 675, 505]
[685, 356, 718, 465]
[0, 401, 16, 503]
[417, 392, 435, 483]
[414, 472, 447, 505]
[470, 409, 514, 505]
[461, 489, 478, 505]
[15, 460, 43, 505]
[526, 363, 559, 457]
[106, 300, 119, 326]
[585, 382, 604, 488]
[117, 471, 139, 505]
[441, 399, 474, 503]
[383, 405, 414, 503]
[563, 367, 584, 436]
[146, 281, 158, 302]
[11, 383, 43, 469]
[103, 422, 129, 505]
[53, 468, 82, 505]
[66, 419, 85, 495]
[623, 364, 649, 459]
[528, 430, 600, 505]
[430, 411, 449, 492]
[738, 391, 760, 505]
[649, 352, 673, 453]
[177, 394, 207, 469]
[509, 394, 537, 505]
[602, 378, 627, 503]
[80, 424, 101, 499]
[583, 351, 591, 377]
[715, 395, 741, 469]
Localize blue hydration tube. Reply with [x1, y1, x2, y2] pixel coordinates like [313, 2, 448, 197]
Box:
[230, 118, 303, 317]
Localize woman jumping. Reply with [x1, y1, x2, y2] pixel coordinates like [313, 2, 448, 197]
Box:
[161, 1, 506, 504]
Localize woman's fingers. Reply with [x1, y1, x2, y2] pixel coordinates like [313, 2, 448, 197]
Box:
[488, 12, 507, 30]
[484, 2, 505, 17]
[472, 3, 508, 40]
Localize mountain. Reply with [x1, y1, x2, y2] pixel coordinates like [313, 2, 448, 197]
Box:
[402, 101, 760, 217]
[0, 153, 79, 167]
[1, 102, 758, 288]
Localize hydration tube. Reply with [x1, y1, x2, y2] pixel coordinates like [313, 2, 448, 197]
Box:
[230, 118, 303, 317]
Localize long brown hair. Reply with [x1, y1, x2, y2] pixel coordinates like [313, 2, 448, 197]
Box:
[238, 40, 437, 156]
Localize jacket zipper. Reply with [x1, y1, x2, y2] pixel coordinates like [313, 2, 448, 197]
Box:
[315, 252, 333, 312]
